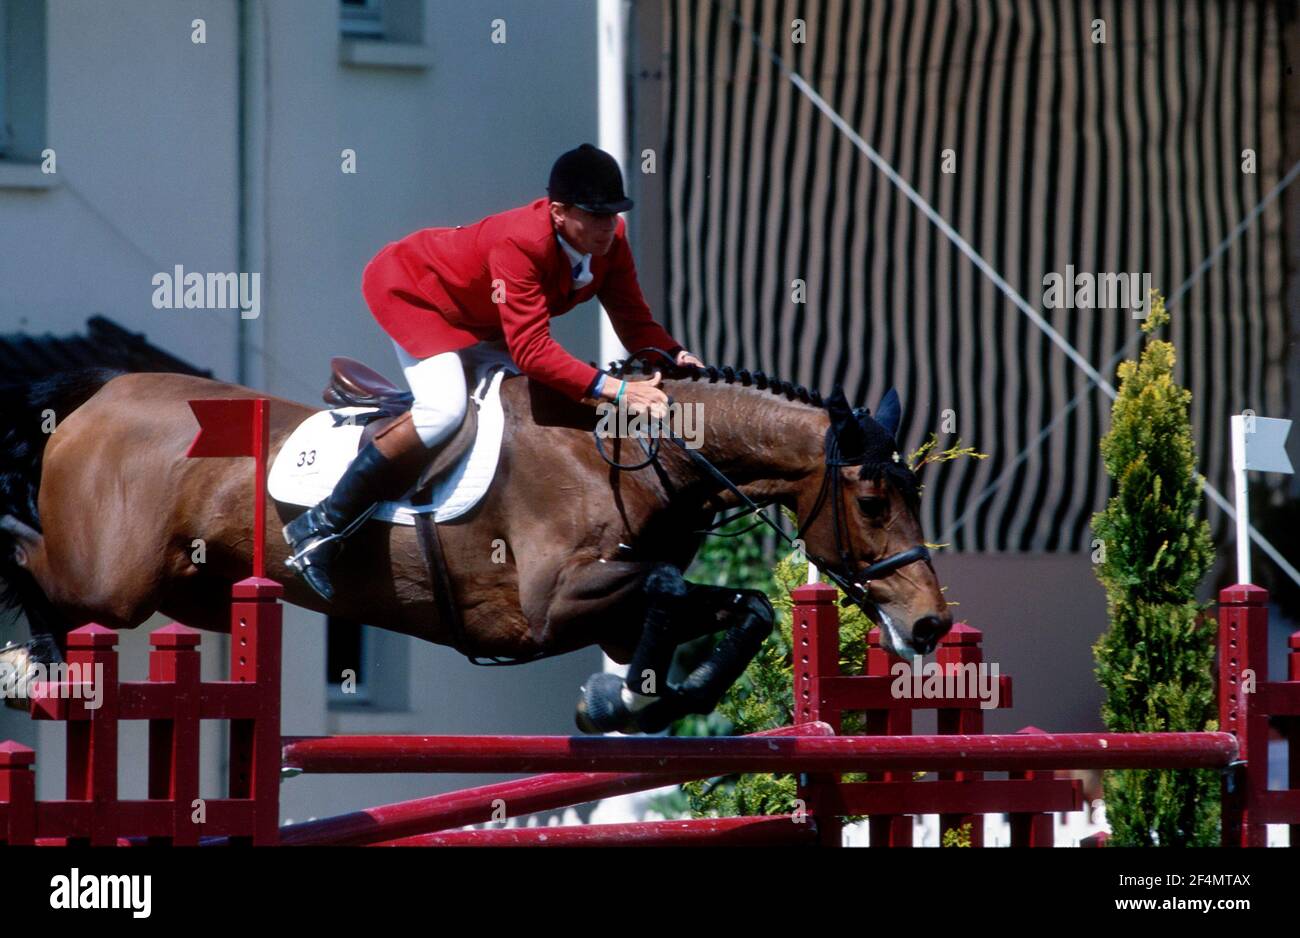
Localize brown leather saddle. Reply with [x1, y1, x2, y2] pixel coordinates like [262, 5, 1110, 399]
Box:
[323, 356, 478, 493]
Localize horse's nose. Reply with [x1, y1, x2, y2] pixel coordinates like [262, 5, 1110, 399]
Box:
[910, 614, 949, 655]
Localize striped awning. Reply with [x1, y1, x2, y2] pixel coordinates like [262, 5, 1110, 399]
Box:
[661, 0, 1290, 552]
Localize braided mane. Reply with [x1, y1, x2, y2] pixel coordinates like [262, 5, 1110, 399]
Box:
[599, 351, 921, 503]
[602, 356, 824, 407]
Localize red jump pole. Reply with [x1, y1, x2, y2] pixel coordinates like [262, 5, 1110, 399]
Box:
[375, 816, 817, 847]
[252, 398, 268, 580]
[280, 730, 1238, 776]
[279, 723, 835, 846]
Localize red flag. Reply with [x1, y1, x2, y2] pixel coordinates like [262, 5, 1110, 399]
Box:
[186, 398, 271, 579]
[187, 399, 261, 458]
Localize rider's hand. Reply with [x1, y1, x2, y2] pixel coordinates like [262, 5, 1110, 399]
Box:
[613, 372, 669, 421]
[676, 349, 705, 368]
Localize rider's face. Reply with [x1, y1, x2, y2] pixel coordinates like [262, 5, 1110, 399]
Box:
[550, 203, 619, 256]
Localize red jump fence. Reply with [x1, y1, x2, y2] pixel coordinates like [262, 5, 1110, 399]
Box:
[2, 578, 1297, 846]
[0, 578, 283, 846]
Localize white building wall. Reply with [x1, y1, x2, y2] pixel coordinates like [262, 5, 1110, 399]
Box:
[1, 0, 614, 824]
[2, 0, 241, 370]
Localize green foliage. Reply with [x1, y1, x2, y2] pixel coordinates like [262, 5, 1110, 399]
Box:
[664, 516, 782, 739]
[686, 514, 781, 596]
[908, 434, 988, 477]
[681, 550, 878, 818]
[941, 824, 973, 848]
[1091, 292, 1218, 846]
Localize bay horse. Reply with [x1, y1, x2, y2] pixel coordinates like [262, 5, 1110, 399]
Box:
[0, 362, 950, 732]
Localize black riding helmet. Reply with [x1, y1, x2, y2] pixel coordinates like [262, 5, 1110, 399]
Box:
[547, 143, 633, 214]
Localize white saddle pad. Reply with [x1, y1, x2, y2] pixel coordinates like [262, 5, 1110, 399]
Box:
[267, 364, 513, 525]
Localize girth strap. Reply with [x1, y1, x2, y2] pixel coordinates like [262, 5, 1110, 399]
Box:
[411, 508, 466, 655]
[411, 502, 556, 667]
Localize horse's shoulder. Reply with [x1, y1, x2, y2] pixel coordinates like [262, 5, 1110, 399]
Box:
[500, 374, 598, 433]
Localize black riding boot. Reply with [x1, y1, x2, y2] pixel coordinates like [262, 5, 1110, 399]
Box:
[284, 411, 432, 602]
[284, 443, 394, 602]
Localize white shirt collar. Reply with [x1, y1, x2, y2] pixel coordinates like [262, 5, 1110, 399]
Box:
[556, 233, 594, 287]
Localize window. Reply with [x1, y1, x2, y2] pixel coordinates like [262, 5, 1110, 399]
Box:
[0, 0, 47, 163]
[338, 0, 431, 70]
[326, 616, 371, 703]
[0, 6, 9, 155]
[325, 616, 411, 710]
[340, 0, 384, 38]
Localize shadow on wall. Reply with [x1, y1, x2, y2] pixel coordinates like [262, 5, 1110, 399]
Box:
[931, 553, 1108, 734]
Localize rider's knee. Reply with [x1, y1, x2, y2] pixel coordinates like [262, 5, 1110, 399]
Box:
[403, 350, 469, 447]
[410, 391, 467, 447]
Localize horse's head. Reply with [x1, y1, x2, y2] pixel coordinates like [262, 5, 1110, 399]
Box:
[798, 387, 952, 659]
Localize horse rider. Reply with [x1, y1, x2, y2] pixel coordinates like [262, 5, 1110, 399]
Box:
[285, 143, 703, 602]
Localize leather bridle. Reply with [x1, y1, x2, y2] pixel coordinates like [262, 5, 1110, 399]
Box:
[592, 351, 932, 618]
[666, 429, 930, 615]
[793, 425, 931, 609]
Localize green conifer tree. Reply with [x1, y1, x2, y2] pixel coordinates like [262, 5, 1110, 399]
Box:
[1091, 293, 1217, 846]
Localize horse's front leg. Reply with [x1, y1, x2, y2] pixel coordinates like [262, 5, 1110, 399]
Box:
[572, 562, 691, 734]
[624, 582, 776, 734]
[571, 564, 775, 735]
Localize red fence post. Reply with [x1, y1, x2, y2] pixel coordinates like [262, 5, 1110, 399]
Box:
[227, 576, 283, 846]
[0, 742, 36, 845]
[792, 582, 843, 847]
[1289, 630, 1300, 848]
[936, 623, 985, 846]
[864, 630, 912, 847]
[1218, 584, 1269, 847]
[148, 625, 203, 846]
[1007, 727, 1056, 846]
[57, 625, 120, 846]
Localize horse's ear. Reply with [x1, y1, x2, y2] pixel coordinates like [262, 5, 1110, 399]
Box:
[825, 385, 867, 459]
[876, 388, 901, 439]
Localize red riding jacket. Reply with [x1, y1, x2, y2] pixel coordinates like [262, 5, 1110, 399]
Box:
[362, 197, 682, 401]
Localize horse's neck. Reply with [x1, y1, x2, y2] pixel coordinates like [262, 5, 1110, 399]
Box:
[661, 379, 827, 508]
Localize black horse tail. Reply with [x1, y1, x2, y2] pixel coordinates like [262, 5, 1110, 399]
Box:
[0, 368, 122, 631]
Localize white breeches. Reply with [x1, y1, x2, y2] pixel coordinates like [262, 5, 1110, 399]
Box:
[391, 339, 469, 447]
[391, 338, 517, 447]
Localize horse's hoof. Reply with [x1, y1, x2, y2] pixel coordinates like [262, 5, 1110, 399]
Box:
[575, 672, 633, 734]
[630, 691, 696, 734]
[0, 644, 31, 710]
[0, 638, 54, 712]
[631, 702, 677, 735]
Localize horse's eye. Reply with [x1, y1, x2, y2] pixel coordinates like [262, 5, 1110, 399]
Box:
[857, 496, 888, 521]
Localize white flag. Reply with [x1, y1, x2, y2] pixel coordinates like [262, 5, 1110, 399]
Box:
[1231, 416, 1294, 474]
